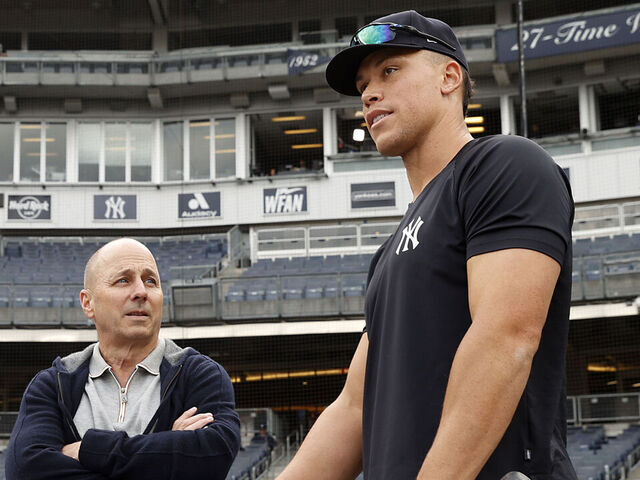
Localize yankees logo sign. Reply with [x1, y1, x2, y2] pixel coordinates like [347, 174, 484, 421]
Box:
[94, 195, 137, 221]
[395, 216, 424, 255]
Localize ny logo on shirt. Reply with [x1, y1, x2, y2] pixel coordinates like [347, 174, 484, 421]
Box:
[395, 216, 424, 255]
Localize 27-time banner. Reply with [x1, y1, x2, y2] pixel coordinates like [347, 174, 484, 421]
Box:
[496, 5, 640, 62]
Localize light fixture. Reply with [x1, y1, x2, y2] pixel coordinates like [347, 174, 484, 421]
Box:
[240, 368, 349, 382]
[355, 110, 364, 118]
[216, 149, 236, 154]
[352, 128, 365, 142]
[19, 124, 41, 130]
[284, 129, 318, 135]
[468, 126, 485, 134]
[465, 116, 484, 124]
[587, 364, 617, 372]
[190, 121, 210, 127]
[361, 122, 367, 127]
[291, 143, 323, 149]
[147, 88, 163, 109]
[215, 133, 235, 139]
[268, 84, 291, 100]
[633, 383, 640, 388]
[468, 103, 483, 109]
[606, 380, 618, 386]
[272, 116, 306, 122]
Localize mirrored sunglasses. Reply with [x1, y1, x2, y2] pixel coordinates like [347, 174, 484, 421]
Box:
[350, 23, 456, 52]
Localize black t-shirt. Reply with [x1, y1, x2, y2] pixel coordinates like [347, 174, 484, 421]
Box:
[362, 135, 577, 480]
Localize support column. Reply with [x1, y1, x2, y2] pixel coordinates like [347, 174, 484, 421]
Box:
[500, 95, 516, 136]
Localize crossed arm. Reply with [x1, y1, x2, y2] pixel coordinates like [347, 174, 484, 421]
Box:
[7, 359, 239, 480]
[277, 248, 559, 480]
[61, 406, 216, 460]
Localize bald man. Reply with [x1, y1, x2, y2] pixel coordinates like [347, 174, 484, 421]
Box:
[5, 238, 240, 480]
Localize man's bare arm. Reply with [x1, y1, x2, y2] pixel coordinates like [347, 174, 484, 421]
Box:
[417, 248, 560, 480]
[277, 333, 368, 480]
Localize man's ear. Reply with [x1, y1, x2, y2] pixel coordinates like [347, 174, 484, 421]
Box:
[80, 289, 95, 319]
[440, 60, 463, 96]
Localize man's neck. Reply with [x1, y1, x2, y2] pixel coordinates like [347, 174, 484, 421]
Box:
[402, 116, 473, 201]
[99, 339, 158, 387]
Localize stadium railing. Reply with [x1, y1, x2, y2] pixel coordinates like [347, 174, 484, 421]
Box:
[0, 27, 494, 88]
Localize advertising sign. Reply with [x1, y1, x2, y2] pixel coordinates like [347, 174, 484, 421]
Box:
[178, 192, 221, 219]
[350, 182, 396, 209]
[94, 195, 137, 220]
[263, 187, 308, 214]
[8, 195, 51, 220]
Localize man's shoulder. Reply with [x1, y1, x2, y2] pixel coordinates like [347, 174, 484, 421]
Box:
[454, 134, 559, 182]
[58, 343, 95, 373]
[462, 134, 551, 161]
[162, 338, 221, 370]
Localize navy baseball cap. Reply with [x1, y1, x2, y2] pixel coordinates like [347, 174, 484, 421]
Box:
[325, 10, 468, 96]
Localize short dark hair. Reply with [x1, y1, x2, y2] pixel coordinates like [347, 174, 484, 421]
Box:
[462, 69, 475, 117]
[424, 50, 474, 117]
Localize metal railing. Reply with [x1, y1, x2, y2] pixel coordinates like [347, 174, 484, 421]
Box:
[0, 28, 495, 87]
[0, 393, 638, 439]
[253, 222, 397, 260]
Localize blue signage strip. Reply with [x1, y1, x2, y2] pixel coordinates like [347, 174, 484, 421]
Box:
[8, 195, 51, 220]
[94, 195, 137, 221]
[496, 7, 640, 62]
[351, 182, 396, 209]
[263, 186, 308, 214]
[178, 192, 221, 219]
[287, 49, 330, 75]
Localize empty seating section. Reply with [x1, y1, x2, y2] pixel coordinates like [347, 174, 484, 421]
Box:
[0, 237, 226, 326]
[572, 233, 640, 302]
[568, 425, 640, 480]
[220, 254, 371, 320]
[225, 437, 272, 480]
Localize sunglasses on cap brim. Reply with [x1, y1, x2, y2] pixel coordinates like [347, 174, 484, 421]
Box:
[350, 23, 457, 52]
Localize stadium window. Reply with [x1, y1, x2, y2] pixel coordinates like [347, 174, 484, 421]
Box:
[465, 99, 501, 138]
[250, 110, 323, 177]
[190, 119, 210, 180]
[595, 79, 640, 131]
[514, 87, 580, 139]
[0, 123, 14, 181]
[214, 118, 236, 179]
[130, 123, 153, 182]
[335, 108, 375, 154]
[19, 122, 41, 182]
[164, 121, 184, 181]
[104, 122, 127, 182]
[45, 123, 66, 182]
[77, 122, 100, 182]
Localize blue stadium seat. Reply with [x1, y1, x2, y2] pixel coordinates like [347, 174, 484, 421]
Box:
[30, 287, 53, 307]
[0, 286, 9, 307]
[12, 287, 30, 307]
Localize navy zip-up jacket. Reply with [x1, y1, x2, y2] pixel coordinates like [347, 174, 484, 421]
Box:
[5, 339, 240, 480]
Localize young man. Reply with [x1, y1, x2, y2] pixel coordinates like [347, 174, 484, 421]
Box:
[278, 10, 577, 480]
[5, 238, 240, 480]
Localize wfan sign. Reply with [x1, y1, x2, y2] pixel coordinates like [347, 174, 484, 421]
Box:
[263, 187, 307, 214]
